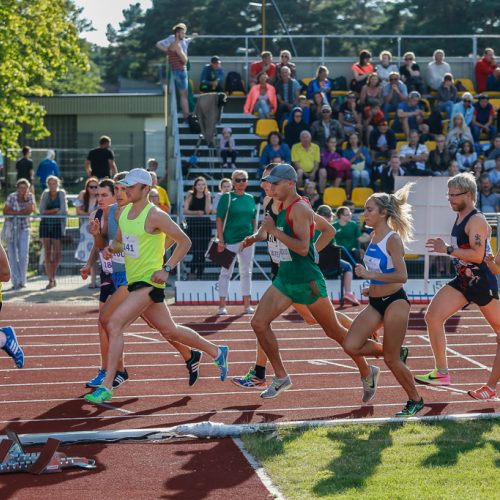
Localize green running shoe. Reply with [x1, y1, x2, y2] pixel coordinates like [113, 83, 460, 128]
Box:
[395, 398, 424, 417]
[400, 346, 409, 364]
[84, 385, 113, 404]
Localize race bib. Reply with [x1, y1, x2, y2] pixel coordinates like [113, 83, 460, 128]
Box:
[364, 254, 381, 274]
[110, 239, 125, 264]
[267, 236, 280, 264]
[123, 233, 139, 258]
[99, 252, 113, 274]
[277, 241, 292, 262]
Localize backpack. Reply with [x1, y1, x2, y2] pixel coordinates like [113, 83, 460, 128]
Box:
[187, 113, 201, 134]
[332, 76, 347, 91]
[225, 71, 244, 94]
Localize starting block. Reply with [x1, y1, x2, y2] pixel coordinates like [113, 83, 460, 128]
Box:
[0, 430, 96, 474]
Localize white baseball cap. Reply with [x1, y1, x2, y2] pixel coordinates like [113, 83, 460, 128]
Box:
[118, 168, 153, 187]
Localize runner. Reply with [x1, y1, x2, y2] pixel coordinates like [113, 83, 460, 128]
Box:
[416, 172, 499, 387]
[85, 169, 228, 404]
[343, 184, 424, 417]
[248, 163, 380, 399]
[0, 242, 24, 368]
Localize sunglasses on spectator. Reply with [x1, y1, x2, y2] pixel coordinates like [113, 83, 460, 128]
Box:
[234, 178, 247, 183]
[89, 185, 98, 189]
[390, 77, 398, 81]
[405, 57, 413, 60]
[322, 110, 331, 114]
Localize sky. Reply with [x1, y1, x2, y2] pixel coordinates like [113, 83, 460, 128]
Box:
[74, 0, 152, 46]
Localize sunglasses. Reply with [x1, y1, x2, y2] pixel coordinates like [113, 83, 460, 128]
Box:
[390, 78, 398, 81]
[447, 191, 468, 198]
[405, 57, 413, 60]
[234, 178, 247, 183]
[88, 185, 98, 189]
[322, 110, 331, 114]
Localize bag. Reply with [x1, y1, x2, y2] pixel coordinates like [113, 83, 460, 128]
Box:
[187, 113, 201, 134]
[332, 76, 348, 91]
[225, 71, 244, 94]
[351, 161, 366, 172]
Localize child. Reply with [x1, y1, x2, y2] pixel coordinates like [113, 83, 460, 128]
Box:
[220, 127, 237, 168]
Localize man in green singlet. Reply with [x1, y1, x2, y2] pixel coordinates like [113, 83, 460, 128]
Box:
[85, 168, 229, 404]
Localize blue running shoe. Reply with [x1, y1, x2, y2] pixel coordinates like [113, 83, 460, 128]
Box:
[86, 368, 106, 388]
[1, 326, 24, 368]
[214, 346, 229, 381]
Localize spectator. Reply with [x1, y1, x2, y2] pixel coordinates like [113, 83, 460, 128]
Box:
[488, 156, 500, 188]
[399, 129, 430, 175]
[309, 91, 325, 123]
[183, 176, 212, 279]
[291, 130, 320, 188]
[427, 49, 452, 91]
[146, 158, 159, 172]
[471, 159, 485, 183]
[156, 22, 197, 56]
[486, 67, 500, 92]
[306, 65, 333, 104]
[243, 72, 277, 118]
[259, 132, 291, 177]
[39, 175, 67, 289]
[15, 146, 33, 184]
[200, 55, 224, 93]
[291, 95, 311, 125]
[3, 179, 35, 290]
[359, 73, 382, 106]
[436, 73, 457, 119]
[219, 127, 237, 168]
[275, 50, 297, 81]
[369, 120, 397, 163]
[216, 170, 256, 315]
[149, 171, 170, 212]
[284, 107, 309, 148]
[395, 91, 426, 139]
[476, 174, 500, 213]
[450, 92, 474, 128]
[351, 50, 373, 93]
[399, 51, 427, 95]
[36, 150, 60, 190]
[382, 72, 408, 118]
[333, 205, 362, 263]
[375, 50, 399, 84]
[363, 102, 385, 145]
[427, 135, 452, 175]
[447, 160, 460, 176]
[338, 92, 363, 137]
[455, 140, 478, 172]
[211, 178, 232, 214]
[319, 136, 352, 194]
[85, 136, 117, 179]
[484, 134, 500, 171]
[343, 132, 371, 188]
[250, 51, 276, 86]
[274, 66, 301, 125]
[471, 94, 497, 142]
[380, 154, 405, 193]
[475, 48, 497, 93]
[303, 181, 322, 211]
[446, 113, 474, 157]
[310, 104, 345, 149]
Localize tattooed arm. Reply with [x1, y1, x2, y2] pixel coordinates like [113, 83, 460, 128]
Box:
[455, 215, 490, 264]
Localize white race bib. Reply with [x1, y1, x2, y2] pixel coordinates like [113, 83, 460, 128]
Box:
[267, 236, 280, 264]
[99, 252, 113, 274]
[123, 233, 139, 258]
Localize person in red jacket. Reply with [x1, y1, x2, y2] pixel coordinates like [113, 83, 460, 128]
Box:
[475, 48, 497, 92]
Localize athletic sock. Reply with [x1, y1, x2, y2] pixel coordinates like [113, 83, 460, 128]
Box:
[437, 368, 448, 375]
[254, 364, 266, 380]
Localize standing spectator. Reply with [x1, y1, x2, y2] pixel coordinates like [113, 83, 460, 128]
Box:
[399, 52, 426, 95]
[274, 66, 301, 125]
[275, 50, 297, 81]
[427, 49, 452, 91]
[487, 67, 500, 92]
[369, 120, 397, 163]
[436, 73, 457, 119]
[183, 176, 212, 279]
[343, 132, 371, 188]
[380, 154, 406, 194]
[382, 72, 408, 118]
[471, 94, 497, 143]
[85, 136, 117, 179]
[395, 91, 426, 139]
[3, 179, 35, 289]
[450, 92, 474, 128]
[310, 104, 344, 149]
[250, 51, 276, 86]
[399, 129, 430, 175]
[259, 132, 291, 177]
[359, 73, 382, 106]
[211, 178, 233, 214]
[446, 113, 474, 157]
[216, 170, 256, 315]
[319, 136, 352, 195]
[375, 50, 399, 84]
[351, 50, 373, 93]
[35, 150, 60, 191]
[15, 146, 33, 184]
[243, 72, 277, 118]
[455, 141, 478, 172]
[284, 107, 308, 148]
[292, 130, 321, 188]
[427, 135, 452, 175]
[39, 176, 67, 289]
[333, 206, 362, 263]
[146, 158, 159, 172]
[220, 127, 237, 168]
[477, 174, 500, 213]
[306, 66, 333, 104]
[156, 22, 197, 56]
[200, 56, 224, 93]
[149, 171, 170, 213]
[475, 48, 497, 93]
[338, 92, 363, 137]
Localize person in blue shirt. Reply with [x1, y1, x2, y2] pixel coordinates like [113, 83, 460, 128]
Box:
[36, 150, 60, 190]
[199, 56, 224, 93]
[259, 132, 291, 178]
[449, 92, 474, 128]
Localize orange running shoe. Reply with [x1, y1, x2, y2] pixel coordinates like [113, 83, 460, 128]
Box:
[468, 386, 496, 401]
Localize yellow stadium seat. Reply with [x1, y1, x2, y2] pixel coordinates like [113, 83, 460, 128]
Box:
[442, 119, 450, 135]
[255, 119, 279, 138]
[230, 90, 245, 97]
[258, 140, 267, 156]
[487, 92, 500, 98]
[405, 253, 421, 260]
[281, 119, 288, 134]
[331, 90, 349, 97]
[396, 141, 408, 154]
[323, 187, 347, 208]
[455, 78, 475, 95]
[351, 187, 374, 208]
[425, 140, 437, 152]
[490, 98, 500, 111]
[302, 77, 314, 87]
[491, 236, 497, 253]
[420, 98, 431, 116]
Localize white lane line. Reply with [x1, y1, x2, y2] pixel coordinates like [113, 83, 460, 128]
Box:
[94, 402, 134, 414]
[125, 333, 162, 343]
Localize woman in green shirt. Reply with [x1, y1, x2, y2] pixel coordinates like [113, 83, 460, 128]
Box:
[333, 206, 362, 262]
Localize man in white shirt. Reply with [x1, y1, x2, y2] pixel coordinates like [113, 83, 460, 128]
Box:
[427, 49, 452, 91]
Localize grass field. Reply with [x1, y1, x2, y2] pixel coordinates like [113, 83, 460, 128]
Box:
[241, 420, 500, 499]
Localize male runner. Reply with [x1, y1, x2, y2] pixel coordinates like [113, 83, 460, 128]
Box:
[416, 172, 500, 386]
[85, 169, 228, 404]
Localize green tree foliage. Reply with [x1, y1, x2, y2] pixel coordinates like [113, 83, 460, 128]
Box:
[0, 0, 92, 157]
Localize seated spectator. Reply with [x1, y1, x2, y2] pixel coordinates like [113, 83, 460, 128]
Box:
[369, 120, 397, 163]
[375, 50, 399, 84]
[200, 55, 224, 92]
[448, 160, 460, 176]
[291, 130, 320, 188]
[343, 132, 371, 188]
[436, 73, 457, 119]
[380, 154, 405, 193]
[399, 129, 430, 175]
[36, 150, 60, 190]
[382, 72, 408, 117]
[476, 174, 499, 212]
[274, 66, 301, 125]
[306, 66, 333, 104]
[450, 92, 474, 128]
[471, 94, 497, 142]
[359, 73, 382, 106]
[399, 52, 427, 95]
[259, 132, 291, 177]
[427, 135, 452, 175]
[333, 205, 362, 263]
[394, 91, 425, 138]
[275, 50, 297, 81]
[250, 51, 276, 86]
[310, 104, 344, 149]
[319, 136, 352, 194]
[220, 127, 237, 168]
[351, 50, 373, 93]
[475, 48, 497, 93]
[211, 177, 232, 214]
[284, 107, 309, 147]
[488, 156, 500, 188]
[303, 181, 322, 211]
[150, 171, 171, 212]
[471, 159, 485, 183]
[455, 140, 478, 172]
[309, 91, 325, 124]
[338, 92, 362, 137]
[446, 113, 474, 157]
[484, 134, 500, 171]
[486, 67, 500, 92]
[243, 72, 277, 118]
[290, 94, 311, 125]
[363, 102, 385, 145]
[427, 49, 452, 91]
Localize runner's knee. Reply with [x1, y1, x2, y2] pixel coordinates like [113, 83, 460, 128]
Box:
[251, 315, 268, 335]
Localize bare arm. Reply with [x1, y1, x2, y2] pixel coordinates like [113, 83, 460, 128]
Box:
[313, 213, 335, 252]
[204, 192, 212, 214]
[109, 160, 118, 177]
[0, 243, 11, 282]
[85, 159, 91, 177]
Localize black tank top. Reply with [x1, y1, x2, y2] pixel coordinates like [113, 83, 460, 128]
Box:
[265, 198, 279, 278]
[189, 193, 206, 213]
